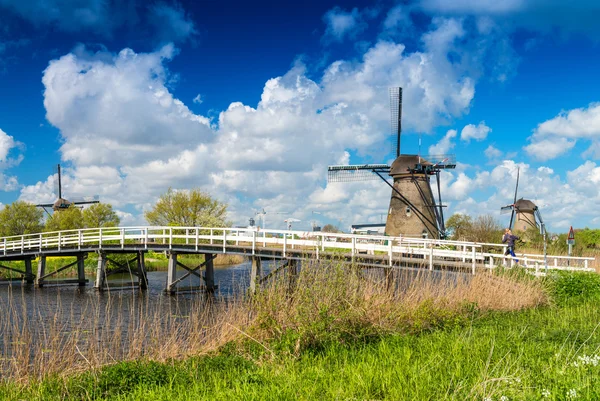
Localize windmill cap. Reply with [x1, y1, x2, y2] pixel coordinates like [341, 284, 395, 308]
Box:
[389, 154, 432, 176]
[515, 199, 537, 212]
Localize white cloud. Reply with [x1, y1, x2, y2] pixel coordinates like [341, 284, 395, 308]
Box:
[428, 129, 457, 155]
[0, 128, 22, 191]
[20, 15, 517, 229]
[460, 121, 491, 142]
[484, 145, 502, 159]
[322, 7, 367, 42]
[193, 94, 203, 104]
[147, 2, 197, 44]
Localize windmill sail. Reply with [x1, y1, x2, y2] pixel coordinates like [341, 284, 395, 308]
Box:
[389, 87, 402, 158]
[509, 168, 520, 229]
[327, 164, 391, 183]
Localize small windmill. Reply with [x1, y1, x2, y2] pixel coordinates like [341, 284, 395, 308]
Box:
[327, 87, 456, 239]
[500, 167, 545, 233]
[36, 164, 100, 215]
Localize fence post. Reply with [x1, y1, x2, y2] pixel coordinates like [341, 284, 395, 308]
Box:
[471, 246, 476, 275]
[78, 230, 82, 250]
[352, 237, 356, 256]
[429, 246, 433, 270]
[388, 239, 393, 267]
[210, 229, 214, 245]
[223, 231, 227, 253]
[169, 228, 173, 250]
[585, 260, 589, 270]
[21, 236, 24, 253]
[121, 228, 125, 249]
[3, 238, 6, 255]
[283, 234, 287, 258]
[99, 228, 103, 249]
[186, 229, 189, 245]
[144, 228, 148, 249]
[252, 230, 256, 255]
[535, 262, 539, 276]
[58, 232, 62, 251]
[39, 234, 43, 252]
[195, 228, 199, 252]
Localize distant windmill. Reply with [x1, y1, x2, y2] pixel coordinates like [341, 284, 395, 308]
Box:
[255, 209, 287, 230]
[327, 87, 456, 239]
[284, 218, 301, 230]
[500, 167, 545, 233]
[36, 164, 100, 215]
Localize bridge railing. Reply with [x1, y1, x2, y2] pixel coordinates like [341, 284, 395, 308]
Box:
[0, 226, 594, 274]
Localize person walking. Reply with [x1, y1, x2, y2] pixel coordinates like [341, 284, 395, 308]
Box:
[502, 228, 519, 264]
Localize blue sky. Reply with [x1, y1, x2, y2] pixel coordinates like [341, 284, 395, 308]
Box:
[1, 0, 600, 233]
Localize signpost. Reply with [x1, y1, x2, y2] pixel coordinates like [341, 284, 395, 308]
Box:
[567, 226, 575, 266]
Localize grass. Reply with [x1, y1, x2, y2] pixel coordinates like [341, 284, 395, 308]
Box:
[1, 263, 600, 400]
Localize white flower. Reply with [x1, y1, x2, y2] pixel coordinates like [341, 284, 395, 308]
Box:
[483, 397, 493, 401]
[500, 396, 509, 401]
[541, 389, 551, 398]
[567, 388, 577, 399]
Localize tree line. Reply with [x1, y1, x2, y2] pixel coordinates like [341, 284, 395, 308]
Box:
[0, 188, 229, 237]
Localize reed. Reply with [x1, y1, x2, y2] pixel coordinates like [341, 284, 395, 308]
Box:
[0, 259, 545, 384]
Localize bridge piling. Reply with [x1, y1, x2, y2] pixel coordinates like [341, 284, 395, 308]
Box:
[204, 253, 215, 293]
[24, 258, 34, 284]
[166, 252, 177, 294]
[138, 251, 148, 290]
[250, 257, 261, 294]
[35, 255, 46, 287]
[77, 254, 86, 286]
[95, 252, 106, 290]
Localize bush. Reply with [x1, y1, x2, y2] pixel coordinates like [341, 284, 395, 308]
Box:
[546, 271, 600, 304]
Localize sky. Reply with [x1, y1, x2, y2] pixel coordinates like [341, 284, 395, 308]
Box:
[1, 0, 600, 233]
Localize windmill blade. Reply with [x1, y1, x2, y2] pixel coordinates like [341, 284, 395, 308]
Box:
[70, 195, 100, 205]
[508, 167, 520, 229]
[327, 164, 391, 183]
[389, 87, 402, 158]
[500, 205, 514, 215]
[53, 164, 61, 199]
[422, 154, 457, 169]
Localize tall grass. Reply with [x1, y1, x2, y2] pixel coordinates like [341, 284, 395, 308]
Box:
[0, 260, 545, 385]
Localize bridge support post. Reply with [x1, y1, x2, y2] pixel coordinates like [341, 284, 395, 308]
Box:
[35, 255, 46, 288]
[77, 254, 86, 286]
[24, 258, 34, 284]
[204, 253, 215, 293]
[166, 252, 177, 294]
[95, 252, 106, 290]
[385, 267, 394, 291]
[287, 259, 298, 291]
[138, 251, 148, 290]
[250, 256, 262, 294]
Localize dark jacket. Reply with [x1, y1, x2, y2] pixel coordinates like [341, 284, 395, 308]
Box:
[502, 234, 519, 247]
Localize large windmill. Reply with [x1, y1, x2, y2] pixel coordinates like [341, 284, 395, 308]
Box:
[327, 87, 456, 239]
[500, 167, 545, 233]
[36, 164, 100, 215]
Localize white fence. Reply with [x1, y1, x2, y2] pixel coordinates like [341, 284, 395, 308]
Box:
[0, 226, 595, 274]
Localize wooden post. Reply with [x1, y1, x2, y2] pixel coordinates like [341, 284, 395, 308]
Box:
[138, 251, 148, 290]
[95, 252, 106, 290]
[288, 259, 298, 291]
[385, 267, 394, 291]
[36, 255, 46, 288]
[24, 258, 34, 284]
[77, 253, 86, 286]
[471, 247, 476, 275]
[166, 252, 177, 294]
[204, 253, 215, 293]
[249, 256, 262, 294]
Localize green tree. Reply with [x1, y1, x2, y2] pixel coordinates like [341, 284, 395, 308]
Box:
[445, 213, 473, 240]
[145, 188, 228, 227]
[471, 214, 503, 244]
[83, 203, 120, 228]
[321, 224, 342, 233]
[45, 206, 84, 232]
[0, 201, 44, 236]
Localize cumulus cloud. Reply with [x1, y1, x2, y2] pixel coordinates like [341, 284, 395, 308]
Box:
[484, 145, 502, 159]
[193, 94, 203, 104]
[20, 14, 521, 229]
[417, 0, 600, 38]
[0, 128, 21, 191]
[147, 2, 197, 44]
[322, 7, 367, 42]
[461, 121, 491, 142]
[428, 129, 457, 155]
[525, 103, 600, 160]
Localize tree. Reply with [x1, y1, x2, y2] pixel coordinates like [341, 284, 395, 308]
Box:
[83, 203, 120, 228]
[321, 224, 342, 233]
[445, 213, 473, 240]
[0, 201, 44, 236]
[145, 188, 228, 227]
[45, 206, 84, 232]
[471, 214, 503, 244]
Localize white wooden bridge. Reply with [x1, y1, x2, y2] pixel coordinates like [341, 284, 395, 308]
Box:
[0, 226, 595, 293]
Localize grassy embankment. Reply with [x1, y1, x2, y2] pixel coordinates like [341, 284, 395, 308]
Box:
[1, 262, 600, 400]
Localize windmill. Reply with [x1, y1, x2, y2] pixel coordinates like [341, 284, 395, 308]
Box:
[36, 164, 100, 215]
[500, 167, 545, 233]
[327, 87, 456, 239]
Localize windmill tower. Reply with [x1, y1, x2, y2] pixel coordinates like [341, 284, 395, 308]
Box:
[36, 164, 100, 215]
[500, 168, 544, 233]
[327, 87, 456, 239]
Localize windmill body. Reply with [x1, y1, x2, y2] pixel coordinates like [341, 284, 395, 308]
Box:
[512, 199, 538, 233]
[36, 164, 99, 214]
[386, 155, 438, 237]
[327, 87, 455, 239]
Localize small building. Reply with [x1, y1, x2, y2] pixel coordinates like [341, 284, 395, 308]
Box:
[351, 224, 386, 235]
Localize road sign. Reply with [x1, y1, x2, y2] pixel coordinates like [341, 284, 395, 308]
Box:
[567, 226, 575, 245]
